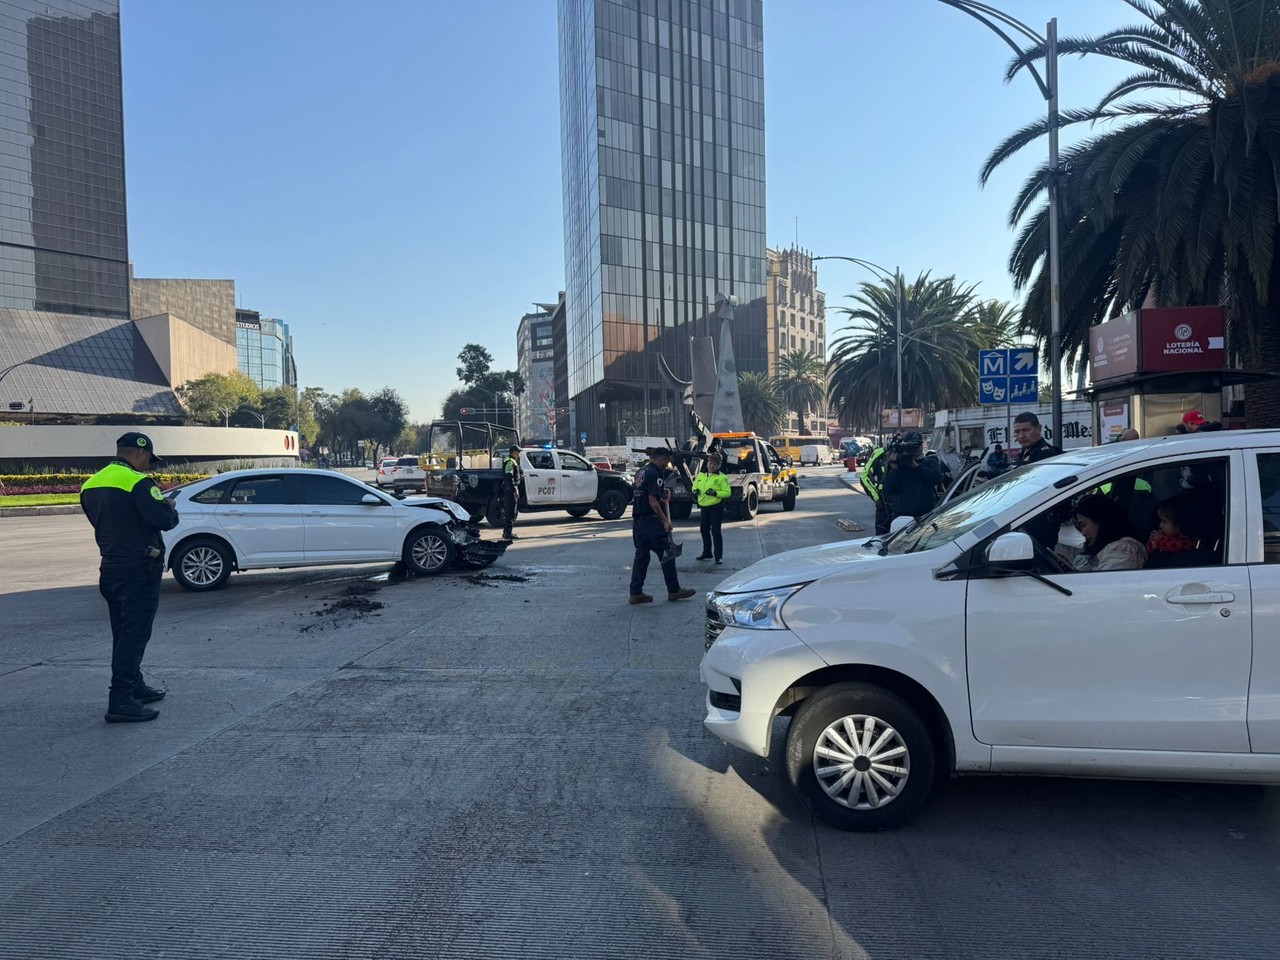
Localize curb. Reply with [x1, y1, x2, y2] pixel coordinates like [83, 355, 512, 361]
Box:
[0, 504, 83, 518]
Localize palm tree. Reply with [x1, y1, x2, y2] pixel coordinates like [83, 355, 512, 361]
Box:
[827, 272, 1012, 426]
[776, 349, 827, 433]
[737, 371, 787, 438]
[984, 0, 1280, 423]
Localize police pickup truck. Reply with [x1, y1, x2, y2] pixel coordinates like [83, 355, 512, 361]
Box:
[425, 433, 633, 527]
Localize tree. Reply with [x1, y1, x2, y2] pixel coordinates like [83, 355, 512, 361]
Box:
[456, 344, 495, 385]
[776, 349, 827, 433]
[738, 371, 787, 438]
[451, 343, 525, 422]
[983, 0, 1280, 424]
[368, 387, 409, 460]
[827, 273, 1012, 426]
[177, 371, 261, 426]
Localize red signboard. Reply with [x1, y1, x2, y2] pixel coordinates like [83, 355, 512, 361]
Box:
[1139, 306, 1225, 373]
[1089, 312, 1139, 383]
[1090, 306, 1226, 382]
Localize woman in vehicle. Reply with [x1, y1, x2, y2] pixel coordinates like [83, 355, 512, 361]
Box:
[1054, 494, 1148, 571]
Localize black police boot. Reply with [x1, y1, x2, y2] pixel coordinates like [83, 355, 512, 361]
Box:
[134, 684, 166, 704]
[105, 699, 160, 723]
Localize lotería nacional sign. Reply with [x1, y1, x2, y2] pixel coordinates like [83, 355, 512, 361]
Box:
[1090, 306, 1225, 383]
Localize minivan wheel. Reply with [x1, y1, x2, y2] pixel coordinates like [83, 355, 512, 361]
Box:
[171, 538, 232, 591]
[785, 682, 935, 831]
[403, 527, 456, 576]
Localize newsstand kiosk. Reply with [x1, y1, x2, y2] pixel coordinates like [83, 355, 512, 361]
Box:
[1088, 306, 1270, 440]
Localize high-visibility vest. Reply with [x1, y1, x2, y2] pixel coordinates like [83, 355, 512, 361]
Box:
[861, 447, 886, 501]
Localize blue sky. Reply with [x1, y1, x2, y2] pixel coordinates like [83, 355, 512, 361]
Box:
[120, 0, 1133, 421]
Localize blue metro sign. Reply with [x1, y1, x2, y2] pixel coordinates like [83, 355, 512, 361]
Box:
[977, 349, 1038, 405]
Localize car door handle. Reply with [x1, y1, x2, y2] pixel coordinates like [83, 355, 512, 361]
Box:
[225, 508, 244, 515]
[1166, 591, 1235, 605]
[306, 510, 325, 516]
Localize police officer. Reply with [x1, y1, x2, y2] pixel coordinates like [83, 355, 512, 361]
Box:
[860, 439, 892, 535]
[500, 444, 522, 540]
[1012, 411, 1061, 465]
[692, 452, 731, 564]
[882, 432, 943, 521]
[629, 448, 696, 604]
[81, 432, 179, 723]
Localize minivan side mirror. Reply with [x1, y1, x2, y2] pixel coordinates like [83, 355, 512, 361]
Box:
[889, 515, 915, 535]
[985, 531, 1036, 570]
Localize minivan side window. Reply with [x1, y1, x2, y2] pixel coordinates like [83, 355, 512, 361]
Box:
[1256, 453, 1280, 563]
[1015, 458, 1229, 572]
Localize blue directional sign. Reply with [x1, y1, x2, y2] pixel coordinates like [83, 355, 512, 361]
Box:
[977, 349, 1038, 405]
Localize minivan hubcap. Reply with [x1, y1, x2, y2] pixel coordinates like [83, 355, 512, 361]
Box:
[813, 714, 909, 810]
[182, 546, 223, 586]
[412, 535, 448, 570]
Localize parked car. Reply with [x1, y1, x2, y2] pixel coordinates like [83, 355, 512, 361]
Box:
[389, 455, 426, 494]
[587, 456, 615, 473]
[701, 430, 1280, 830]
[375, 457, 399, 489]
[161, 469, 506, 591]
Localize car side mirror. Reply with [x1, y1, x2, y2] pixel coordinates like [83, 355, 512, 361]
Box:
[361, 493, 384, 505]
[985, 531, 1035, 571]
[889, 515, 915, 535]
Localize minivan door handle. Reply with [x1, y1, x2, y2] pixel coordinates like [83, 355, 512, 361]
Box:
[1166, 591, 1235, 605]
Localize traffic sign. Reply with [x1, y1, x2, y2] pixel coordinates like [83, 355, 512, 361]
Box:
[976, 349, 1038, 405]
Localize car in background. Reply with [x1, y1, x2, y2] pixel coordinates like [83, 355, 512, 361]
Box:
[389, 455, 426, 494]
[375, 457, 399, 489]
[161, 468, 506, 591]
[588, 456, 616, 473]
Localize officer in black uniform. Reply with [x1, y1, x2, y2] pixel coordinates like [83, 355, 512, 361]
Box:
[500, 444, 522, 540]
[629, 448, 696, 604]
[1012, 411, 1061, 465]
[882, 433, 943, 521]
[80, 432, 179, 723]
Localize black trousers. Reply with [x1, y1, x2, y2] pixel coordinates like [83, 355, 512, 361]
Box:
[699, 503, 724, 559]
[630, 517, 681, 596]
[874, 498, 892, 535]
[99, 560, 162, 704]
[500, 486, 518, 538]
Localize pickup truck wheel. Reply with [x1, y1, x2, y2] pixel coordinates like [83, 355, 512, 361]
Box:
[669, 501, 693, 521]
[403, 526, 456, 576]
[782, 485, 797, 511]
[171, 538, 232, 591]
[484, 497, 505, 528]
[565, 506, 591, 518]
[738, 486, 758, 521]
[785, 682, 935, 831]
[596, 489, 627, 521]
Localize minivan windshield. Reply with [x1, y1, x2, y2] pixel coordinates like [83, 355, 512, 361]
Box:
[885, 457, 1086, 554]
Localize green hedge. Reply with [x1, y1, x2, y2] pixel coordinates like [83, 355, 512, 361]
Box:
[0, 473, 208, 495]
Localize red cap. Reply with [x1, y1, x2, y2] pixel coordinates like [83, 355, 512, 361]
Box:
[1181, 410, 1207, 426]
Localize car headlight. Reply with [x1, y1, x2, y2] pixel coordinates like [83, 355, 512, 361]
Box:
[709, 583, 809, 631]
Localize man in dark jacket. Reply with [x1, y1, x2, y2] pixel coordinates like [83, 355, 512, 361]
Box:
[80, 432, 179, 723]
[629, 448, 696, 604]
[1012, 411, 1061, 465]
[882, 433, 943, 521]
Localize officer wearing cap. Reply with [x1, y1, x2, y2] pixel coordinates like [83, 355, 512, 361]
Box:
[80, 432, 179, 723]
[500, 444, 523, 540]
[629, 447, 695, 604]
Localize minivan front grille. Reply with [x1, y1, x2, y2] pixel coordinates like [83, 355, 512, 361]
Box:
[705, 604, 726, 650]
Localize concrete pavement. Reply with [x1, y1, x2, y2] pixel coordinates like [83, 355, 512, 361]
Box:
[2, 466, 1279, 959]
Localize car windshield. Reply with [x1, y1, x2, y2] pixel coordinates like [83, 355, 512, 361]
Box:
[884, 457, 1087, 555]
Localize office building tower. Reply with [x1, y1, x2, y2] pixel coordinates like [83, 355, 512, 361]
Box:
[516, 300, 560, 442]
[236, 309, 296, 391]
[558, 0, 766, 445]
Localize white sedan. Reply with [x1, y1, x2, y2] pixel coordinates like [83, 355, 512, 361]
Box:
[162, 468, 506, 591]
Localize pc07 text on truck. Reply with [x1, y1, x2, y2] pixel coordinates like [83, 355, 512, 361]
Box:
[427, 444, 633, 526]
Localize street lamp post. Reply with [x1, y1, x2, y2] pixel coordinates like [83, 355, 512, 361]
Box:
[936, 0, 1063, 447]
[813, 256, 905, 434]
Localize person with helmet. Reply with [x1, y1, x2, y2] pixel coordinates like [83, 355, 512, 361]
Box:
[861, 438, 892, 535]
[500, 444, 522, 540]
[80, 432, 179, 724]
[882, 432, 942, 521]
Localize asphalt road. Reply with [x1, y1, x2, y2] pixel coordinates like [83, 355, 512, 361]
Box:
[2, 466, 1278, 959]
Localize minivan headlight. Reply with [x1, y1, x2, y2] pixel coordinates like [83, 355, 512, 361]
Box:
[710, 584, 809, 631]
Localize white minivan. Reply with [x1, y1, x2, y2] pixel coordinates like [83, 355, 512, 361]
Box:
[701, 430, 1280, 830]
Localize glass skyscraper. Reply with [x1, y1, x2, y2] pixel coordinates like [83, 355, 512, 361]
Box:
[236, 309, 296, 391]
[0, 0, 130, 319]
[558, 0, 766, 444]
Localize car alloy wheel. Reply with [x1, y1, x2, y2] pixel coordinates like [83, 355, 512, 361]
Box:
[405, 527, 456, 575]
[181, 545, 224, 587]
[813, 714, 910, 811]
